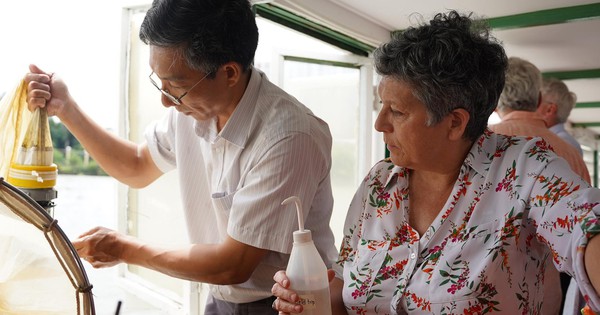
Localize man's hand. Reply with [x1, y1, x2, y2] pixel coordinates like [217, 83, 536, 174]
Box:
[25, 64, 73, 117]
[73, 226, 135, 268]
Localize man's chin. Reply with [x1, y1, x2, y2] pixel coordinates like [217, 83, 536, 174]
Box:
[189, 112, 212, 121]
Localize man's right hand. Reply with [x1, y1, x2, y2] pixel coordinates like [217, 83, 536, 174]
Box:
[25, 64, 72, 117]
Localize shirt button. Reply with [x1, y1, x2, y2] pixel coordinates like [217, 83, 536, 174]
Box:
[410, 253, 416, 259]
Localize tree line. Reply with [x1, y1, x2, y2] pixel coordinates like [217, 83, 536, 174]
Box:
[50, 119, 106, 176]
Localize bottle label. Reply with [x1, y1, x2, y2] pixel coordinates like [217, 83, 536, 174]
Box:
[297, 294, 317, 310]
[294, 288, 331, 313]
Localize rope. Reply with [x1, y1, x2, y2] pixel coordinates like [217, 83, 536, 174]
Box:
[0, 188, 94, 314]
[43, 219, 86, 315]
[77, 284, 94, 293]
[77, 284, 95, 315]
[42, 218, 57, 232]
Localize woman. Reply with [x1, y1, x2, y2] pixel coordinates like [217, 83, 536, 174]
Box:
[272, 10, 600, 315]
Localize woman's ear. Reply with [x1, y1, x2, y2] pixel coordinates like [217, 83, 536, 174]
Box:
[448, 108, 470, 141]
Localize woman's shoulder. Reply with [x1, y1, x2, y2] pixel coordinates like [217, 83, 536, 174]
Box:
[465, 130, 559, 178]
[477, 129, 555, 161]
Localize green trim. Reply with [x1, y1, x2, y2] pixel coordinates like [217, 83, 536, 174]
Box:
[283, 56, 360, 68]
[254, 4, 375, 57]
[576, 102, 600, 109]
[595, 150, 598, 187]
[542, 69, 600, 80]
[573, 122, 600, 128]
[486, 3, 600, 30]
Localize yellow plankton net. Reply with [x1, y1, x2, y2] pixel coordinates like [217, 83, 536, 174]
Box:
[0, 78, 58, 213]
[0, 77, 94, 314]
[0, 178, 95, 314]
[0, 79, 31, 180]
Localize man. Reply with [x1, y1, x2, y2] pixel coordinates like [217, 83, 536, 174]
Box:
[537, 77, 583, 155]
[490, 57, 590, 184]
[489, 56, 590, 315]
[25, 0, 337, 314]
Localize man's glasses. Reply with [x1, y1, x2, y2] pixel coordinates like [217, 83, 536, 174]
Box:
[149, 71, 211, 105]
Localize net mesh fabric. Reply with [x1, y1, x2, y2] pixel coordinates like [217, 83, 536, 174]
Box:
[0, 180, 94, 314]
[16, 106, 53, 166]
[0, 79, 31, 179]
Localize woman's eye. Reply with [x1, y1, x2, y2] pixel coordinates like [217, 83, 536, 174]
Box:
[390, 108, 403, 116]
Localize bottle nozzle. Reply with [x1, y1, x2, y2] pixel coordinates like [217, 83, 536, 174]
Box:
[281, 196, 304, 232]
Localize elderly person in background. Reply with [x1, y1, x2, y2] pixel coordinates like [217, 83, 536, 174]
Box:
[490, 57, 589, 184]
[537, 75, 587, 315]
[490, 56, 592, 314]
[272, 10, 600, 315]
[537, 77, 583, 155]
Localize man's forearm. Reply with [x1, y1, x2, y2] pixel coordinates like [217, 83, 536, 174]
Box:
[124, 236, 268, 285]
[59, 101, 160, 187]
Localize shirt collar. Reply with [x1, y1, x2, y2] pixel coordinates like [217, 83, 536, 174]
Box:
[381, 130, 494, 188]
[383, 161, 407, 188]
[194, 67, 262, 146]
[549, 123, 566, 134]
[464, 128, 526, 178]
[381, 129, 522, 192]
[462, 129, 492, 177]
[218, 67, 262, 147]
[500, 110, 547, 127]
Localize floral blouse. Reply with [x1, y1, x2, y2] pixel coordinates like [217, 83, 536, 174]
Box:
[334, 129, 600, 314]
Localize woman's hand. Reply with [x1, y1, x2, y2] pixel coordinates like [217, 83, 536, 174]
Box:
[272, 270, 303, 314]
[272, 269, 341, 314]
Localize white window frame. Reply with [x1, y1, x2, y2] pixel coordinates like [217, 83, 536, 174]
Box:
[271, 49, 381, 183]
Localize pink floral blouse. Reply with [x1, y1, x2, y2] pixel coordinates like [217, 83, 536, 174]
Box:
[334, 129, 600, 314]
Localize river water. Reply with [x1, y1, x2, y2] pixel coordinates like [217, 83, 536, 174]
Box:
[53, 174, 118, 239]
[53, 174, 165, 315]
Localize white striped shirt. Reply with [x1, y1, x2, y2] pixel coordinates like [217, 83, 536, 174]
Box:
[145, 68, 338, 303]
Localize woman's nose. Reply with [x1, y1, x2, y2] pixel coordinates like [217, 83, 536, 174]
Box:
[374, 108, 391, 133]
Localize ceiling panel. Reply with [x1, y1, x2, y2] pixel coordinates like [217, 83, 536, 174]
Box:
[495, 19, 600, 71]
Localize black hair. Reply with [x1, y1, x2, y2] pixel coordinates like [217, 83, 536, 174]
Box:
[139, 0, 259, 76]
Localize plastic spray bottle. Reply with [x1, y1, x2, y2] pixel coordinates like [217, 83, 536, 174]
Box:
[281, 196, 332, 315]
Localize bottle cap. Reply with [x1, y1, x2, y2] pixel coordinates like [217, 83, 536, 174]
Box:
[292, 229, 312, 243]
